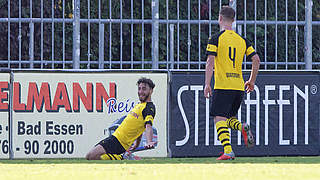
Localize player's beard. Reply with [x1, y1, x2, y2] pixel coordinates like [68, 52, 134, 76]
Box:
[139, 92, 150, 102]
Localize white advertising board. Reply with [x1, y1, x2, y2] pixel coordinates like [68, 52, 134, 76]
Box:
[12, 72, 167, 158]
[0, 73, 10, 159]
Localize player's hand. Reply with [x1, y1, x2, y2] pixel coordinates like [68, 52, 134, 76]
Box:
[129, 143, 139, 151]
[145, 141, 156, 149]
[244, 80, 255, 93]
[204, 84, 212, 98]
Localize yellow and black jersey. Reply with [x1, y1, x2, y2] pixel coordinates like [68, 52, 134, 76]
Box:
[112, 102, 156, 150]
[206, 30, 256, 91]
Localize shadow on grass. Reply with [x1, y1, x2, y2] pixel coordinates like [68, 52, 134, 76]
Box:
[0, 156, 320, 164]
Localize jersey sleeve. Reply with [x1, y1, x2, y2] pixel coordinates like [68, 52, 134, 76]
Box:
[206, 34, 219, 56]
[142, 102, 156, 126]
[244, 38, 257, 60]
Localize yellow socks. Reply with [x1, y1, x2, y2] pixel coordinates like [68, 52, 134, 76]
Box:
[100, 153, 123, 160]
[226, 117, 242, 131]
[216, 120, 232, 154]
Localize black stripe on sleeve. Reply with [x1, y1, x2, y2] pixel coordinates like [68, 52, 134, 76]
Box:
[142, 102, 156, 119]
[247, 52, 257, 60]
[207, 52, 217, 56]
[144, 120, 152, 126]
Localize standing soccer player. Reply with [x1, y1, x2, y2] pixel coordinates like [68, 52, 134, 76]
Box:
[204, 6, 260, 160]
[86, 77, 157, 160]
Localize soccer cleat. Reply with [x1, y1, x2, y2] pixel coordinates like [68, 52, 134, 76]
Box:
[216, 151, 235, 160]
[242, 123, 254, 148]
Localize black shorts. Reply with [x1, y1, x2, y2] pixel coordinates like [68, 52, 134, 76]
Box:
[97, 135, 126, 155]
[210, 89, 244, 118]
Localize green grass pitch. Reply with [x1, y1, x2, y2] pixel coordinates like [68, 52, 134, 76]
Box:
[1, 157, 320, 180]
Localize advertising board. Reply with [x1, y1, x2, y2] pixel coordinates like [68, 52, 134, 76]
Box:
[0, 73, 10, 159]
[10, 72, 167, 158]
[169, 71, 320, 157]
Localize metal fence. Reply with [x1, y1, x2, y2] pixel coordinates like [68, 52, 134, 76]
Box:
[0, 0, 319, 70]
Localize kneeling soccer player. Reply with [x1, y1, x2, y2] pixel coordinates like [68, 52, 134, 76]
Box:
[86, 77, 157, 160]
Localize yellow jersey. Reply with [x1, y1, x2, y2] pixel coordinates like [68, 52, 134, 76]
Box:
[112, 102, 156, 150]
[206, 30, 256, 91]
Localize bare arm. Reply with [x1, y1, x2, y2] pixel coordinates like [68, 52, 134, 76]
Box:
[245, 54, 260, 93]
[145, 124, 156, 149]
[204, 55, 215, 98]
[130, 134, 142, 151]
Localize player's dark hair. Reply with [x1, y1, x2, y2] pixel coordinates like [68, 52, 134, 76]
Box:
[219, 6, 235, 21]
[137, 77, 155, 89]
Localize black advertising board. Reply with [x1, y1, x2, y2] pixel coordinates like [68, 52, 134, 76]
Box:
[169, 71, 320, 157]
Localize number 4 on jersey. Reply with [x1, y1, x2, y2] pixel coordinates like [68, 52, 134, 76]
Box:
[229, 47, 236, 68]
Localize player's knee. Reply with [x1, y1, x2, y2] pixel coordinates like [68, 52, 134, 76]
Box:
[86, 152, 94, 160]
[85, 153, 90, 160]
